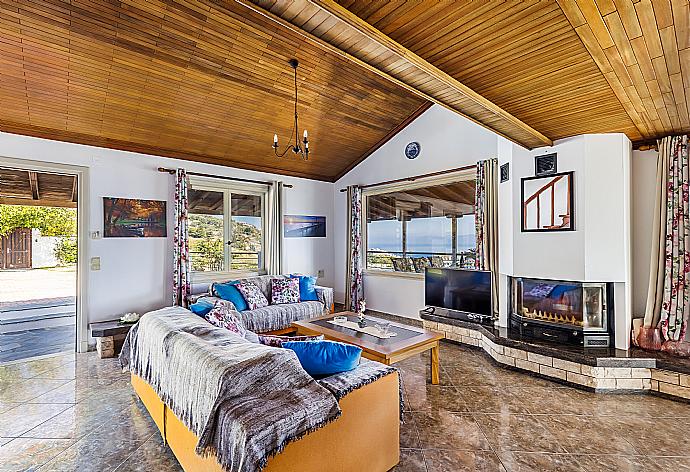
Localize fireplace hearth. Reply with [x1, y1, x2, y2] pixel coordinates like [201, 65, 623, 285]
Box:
[510, 277, 613, 347]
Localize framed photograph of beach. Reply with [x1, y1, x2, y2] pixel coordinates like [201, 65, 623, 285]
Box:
[284, 215, 326, 238]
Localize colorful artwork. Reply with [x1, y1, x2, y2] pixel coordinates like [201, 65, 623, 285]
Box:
[103, 197, 167, 238]
[284, 215, 326, 238]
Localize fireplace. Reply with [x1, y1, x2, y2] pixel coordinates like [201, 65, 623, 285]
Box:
[510, 277, 613, 347]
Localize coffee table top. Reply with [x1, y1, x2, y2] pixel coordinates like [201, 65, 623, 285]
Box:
[292, 312, 443, 360]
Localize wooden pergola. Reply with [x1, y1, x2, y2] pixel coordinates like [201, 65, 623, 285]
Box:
[0, 168, 77, 208]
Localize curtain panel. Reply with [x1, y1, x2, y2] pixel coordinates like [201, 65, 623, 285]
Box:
[265, 181, 284, 275]
[345, 186, 363, 311]
[173, 168, 190, 307]
[643, 135, 690, 344]
[475, 158, 499, 318]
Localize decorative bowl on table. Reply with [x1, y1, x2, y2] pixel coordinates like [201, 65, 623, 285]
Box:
[119, 312, 140, 324]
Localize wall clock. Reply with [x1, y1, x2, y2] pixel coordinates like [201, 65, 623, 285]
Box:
[405, 142, 421, 159]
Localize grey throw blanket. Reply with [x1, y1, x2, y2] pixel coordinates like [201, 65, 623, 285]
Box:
[120, 307, 341, 472]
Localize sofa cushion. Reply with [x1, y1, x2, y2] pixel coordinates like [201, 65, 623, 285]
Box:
[258, 334, 324, 348]
[271, 278, 300, 305]
[212, 281, 248, 311]
[204, 300, 247, 337]
[283, 340, 362, 377]
[290, 274, 319, 301]
[236, 301, 324, 333]
[189, 297, 219, 317]
[235, 281, 269, 310]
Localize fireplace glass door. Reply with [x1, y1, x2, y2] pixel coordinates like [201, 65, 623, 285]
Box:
[512, 278, 607, 332]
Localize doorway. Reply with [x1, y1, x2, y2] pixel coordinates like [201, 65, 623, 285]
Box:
[0, 161, 87, 362]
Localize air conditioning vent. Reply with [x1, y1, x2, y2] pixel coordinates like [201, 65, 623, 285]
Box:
[500, 163, 509, 183]
[535, 153, 557, 176]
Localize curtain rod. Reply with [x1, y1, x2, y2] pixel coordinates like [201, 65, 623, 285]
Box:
[338, 164, 476, 192]
[157, 167, 293, 188]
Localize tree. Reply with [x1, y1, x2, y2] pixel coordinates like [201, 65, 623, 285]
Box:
[54, 237, 77, 265]
[0, 205, 77, 237]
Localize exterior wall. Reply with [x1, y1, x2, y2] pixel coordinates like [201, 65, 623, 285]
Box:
[333, 104, 500, 318]
[0, 131, 335, 325]
[31, 229, 60, 268]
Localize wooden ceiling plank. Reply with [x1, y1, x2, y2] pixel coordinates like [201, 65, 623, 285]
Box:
[577, 0, 616, 48]
[605, 12, 639, 66]
[660, 25, 682, 74]
[613, 0, 644, 37]
[630, 36, 658, 78]
[651, 0, 674, 28]
[635, 0, 665, 57]
[673, 1, 689, 50]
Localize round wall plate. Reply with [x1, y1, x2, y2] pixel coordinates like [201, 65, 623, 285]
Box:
[405, 141, 421, 159]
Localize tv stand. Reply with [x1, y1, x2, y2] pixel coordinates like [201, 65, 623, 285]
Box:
[421, 306, 493, 326]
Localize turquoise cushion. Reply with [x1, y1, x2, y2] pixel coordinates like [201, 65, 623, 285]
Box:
[283, 340, 362, 377]
[290, 274, 319, 302]
[189, 299, 215, 317]
[212, 281, 248, 311]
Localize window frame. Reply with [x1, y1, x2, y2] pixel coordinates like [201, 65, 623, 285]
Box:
[362, 168, 477, 278]
[188, 175, 268, 283]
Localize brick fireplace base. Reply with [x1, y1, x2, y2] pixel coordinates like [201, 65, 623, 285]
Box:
[421, 314, 690, 402]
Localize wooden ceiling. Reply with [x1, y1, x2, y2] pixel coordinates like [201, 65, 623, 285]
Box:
[0, 0, 426, 181]
[559, 0, 690, 138]
[0, 168, 77, 207]
[0, 1, 688, 183]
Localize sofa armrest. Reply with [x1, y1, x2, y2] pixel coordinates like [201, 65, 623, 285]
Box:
[315, 286, 334, 314]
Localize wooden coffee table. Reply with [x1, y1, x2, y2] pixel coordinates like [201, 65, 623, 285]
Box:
[292, 312, 444, 384]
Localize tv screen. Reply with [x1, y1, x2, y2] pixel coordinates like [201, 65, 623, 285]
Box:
[425, 268, 492, 316]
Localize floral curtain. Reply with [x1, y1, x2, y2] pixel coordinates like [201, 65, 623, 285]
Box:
[345, 185, 363, 311]
[660, 135, 690, 342]
[643, 135, 690, 344]
[172, 168, 190, 307]
[475, 158, 499, 318]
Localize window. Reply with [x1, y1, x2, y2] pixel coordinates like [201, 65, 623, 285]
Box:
[188, 178, 265, 276]
[365, 175, 476, 273]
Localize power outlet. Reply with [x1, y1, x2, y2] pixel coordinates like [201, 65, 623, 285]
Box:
[317, 269, 325, 278]
[90, 257, 101, 271]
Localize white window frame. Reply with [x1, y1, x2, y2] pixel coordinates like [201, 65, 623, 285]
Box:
[188, 175, 268, 283]
[362, 168, 476, 279]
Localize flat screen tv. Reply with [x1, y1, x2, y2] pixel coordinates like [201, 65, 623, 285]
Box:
[425, 268, 492, 316]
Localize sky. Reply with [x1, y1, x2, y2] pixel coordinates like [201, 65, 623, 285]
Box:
[367, 215, 475, 254]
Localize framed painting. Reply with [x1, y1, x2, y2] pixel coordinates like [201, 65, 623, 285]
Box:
[103, 197, 167, 237]
[521, 171, 574, 232]
[284, 215, 326, 238]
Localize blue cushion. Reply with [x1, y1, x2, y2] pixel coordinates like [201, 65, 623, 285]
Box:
[189, 299, 215, 317]
[283, 340, 362, 377]
[212, 281, 248, 311]
[290, 274, 319, 302]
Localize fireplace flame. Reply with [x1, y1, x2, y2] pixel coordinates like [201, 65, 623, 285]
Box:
[522, 308, 584, 327]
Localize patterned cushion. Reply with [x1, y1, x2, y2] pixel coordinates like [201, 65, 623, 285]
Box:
[258, 334, 324, 348]
[271, 278, 300, 305]
[235, 281, 269, 310]
[204, 300, 246, 337]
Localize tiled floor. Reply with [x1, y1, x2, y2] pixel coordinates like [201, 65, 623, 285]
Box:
[0, 326, 75, 363]
[1, 343, 690, 471]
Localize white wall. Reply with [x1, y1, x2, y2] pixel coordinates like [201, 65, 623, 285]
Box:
[334, 105, 499, 318]
[500, 134, 633, 349]
[631, 149, 658, 318]
[0, 131, 335, 326]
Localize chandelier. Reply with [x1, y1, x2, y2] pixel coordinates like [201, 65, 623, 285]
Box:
[272, 59, 309, 160]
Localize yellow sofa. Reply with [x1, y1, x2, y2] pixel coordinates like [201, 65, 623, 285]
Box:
[131, 370, 400, 472]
